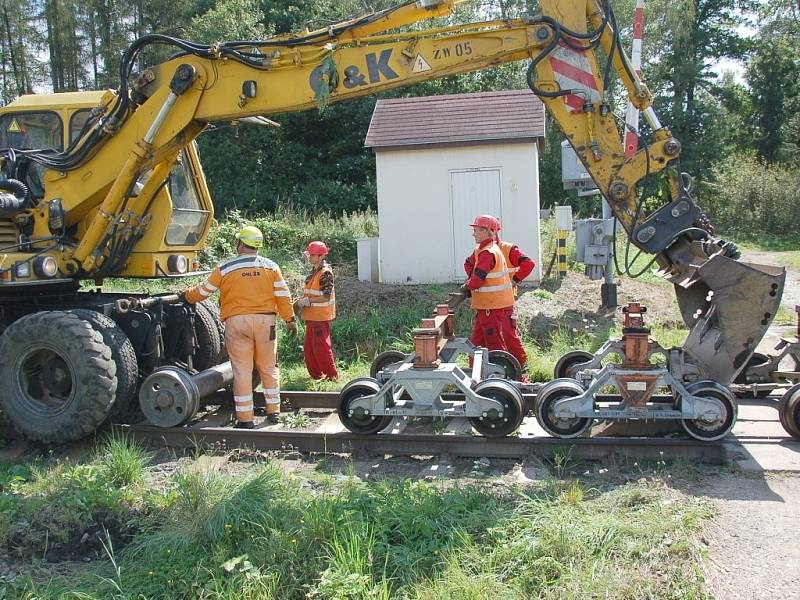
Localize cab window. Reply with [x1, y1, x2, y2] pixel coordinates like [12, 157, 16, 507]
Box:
[69, 109, 94, 145]
[165, 151, 210, 246]
[0, 111, 63, 198]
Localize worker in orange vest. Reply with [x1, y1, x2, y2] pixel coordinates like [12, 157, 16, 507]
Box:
[462, 215, 519, 374]
[181, 225, 296, 427]
[294, 241, 338, 381]
[491, 216, 535, 371]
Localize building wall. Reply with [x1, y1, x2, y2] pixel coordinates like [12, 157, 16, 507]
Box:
[375, 142, 541, 284]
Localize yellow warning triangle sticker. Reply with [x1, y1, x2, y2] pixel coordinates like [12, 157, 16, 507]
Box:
[412, 54, 432, 73]
[7, 119, 21, 133]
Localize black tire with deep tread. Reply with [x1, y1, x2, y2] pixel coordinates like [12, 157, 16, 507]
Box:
[192, 303, 222, 372]
[200, 301, 227, 363]
[0, 311, 117, 443]
[69, 309, 138, 421]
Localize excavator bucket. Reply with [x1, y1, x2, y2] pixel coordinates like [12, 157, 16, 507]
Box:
[676, 255, 785, 385]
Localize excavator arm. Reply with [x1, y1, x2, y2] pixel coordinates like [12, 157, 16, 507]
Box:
[0, 0, 785, 384]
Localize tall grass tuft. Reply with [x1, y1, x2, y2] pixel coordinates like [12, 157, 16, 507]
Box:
[96, 430, 152, 488]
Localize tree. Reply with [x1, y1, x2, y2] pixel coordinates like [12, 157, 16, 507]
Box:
[746, 0, 800, 162]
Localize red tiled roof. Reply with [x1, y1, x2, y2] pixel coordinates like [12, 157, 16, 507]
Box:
[364, 89, 545, 149]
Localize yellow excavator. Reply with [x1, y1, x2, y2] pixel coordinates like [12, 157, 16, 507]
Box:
[0, 0, 784, 442]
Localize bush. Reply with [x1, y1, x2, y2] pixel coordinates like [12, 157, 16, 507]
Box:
[698, 153, 800, 235]
[201, 206, 378, 266]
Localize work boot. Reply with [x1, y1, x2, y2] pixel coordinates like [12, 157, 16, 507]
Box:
[254, 407, 267, 417]
[266, 413, 280, 425]
[234, 421, 255, 429]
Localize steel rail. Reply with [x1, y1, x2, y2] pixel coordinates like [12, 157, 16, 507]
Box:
[118, 420, 726, 462]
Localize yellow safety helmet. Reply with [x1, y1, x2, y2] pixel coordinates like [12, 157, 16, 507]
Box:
[235, 225, 263, 249]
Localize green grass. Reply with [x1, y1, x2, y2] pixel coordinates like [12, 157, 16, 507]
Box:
[3, 455, 713, 599]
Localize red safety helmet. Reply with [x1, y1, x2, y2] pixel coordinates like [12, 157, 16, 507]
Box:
[305, 241, 329, 256]
[469, 215, 500, 231]
[469, 215, 498, 231]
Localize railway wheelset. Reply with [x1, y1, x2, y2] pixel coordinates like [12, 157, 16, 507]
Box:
[335, 301, 779, 443]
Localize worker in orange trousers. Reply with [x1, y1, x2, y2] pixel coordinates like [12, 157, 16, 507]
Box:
[294, 241, 338, 381]
[181, 225, 296, 427]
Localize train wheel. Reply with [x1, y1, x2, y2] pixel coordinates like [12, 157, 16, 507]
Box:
[680, 382, 737, 442]
[337, 377, 392, 435]
[487, 350, 523, 381]
[778, 384, 800, 439]
[369, 350, 408, 379]
[469, 379, 525, 438]
[553, 350, 594, 380]
[535, 378, 593, 438]
[733, 352, 772, 398]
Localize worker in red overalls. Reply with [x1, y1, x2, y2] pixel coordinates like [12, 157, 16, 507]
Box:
[462, 215, 519, 375]
[294, 241, 339, 381]
[492, 216, 535, 373]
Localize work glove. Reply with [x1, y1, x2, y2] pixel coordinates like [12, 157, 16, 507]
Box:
[284, 319, 298, 336]
[293, 297, 311, 312]
[459, 284, 471, 298]
[177, 290, 188, 303]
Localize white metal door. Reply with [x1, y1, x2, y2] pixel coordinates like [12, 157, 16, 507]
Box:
[450, 168, 502, 280]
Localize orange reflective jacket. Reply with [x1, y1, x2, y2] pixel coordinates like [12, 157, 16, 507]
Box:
[185, 254, 293, 322]
[470, 243, 514, 310]
[302, 265, 336, 321]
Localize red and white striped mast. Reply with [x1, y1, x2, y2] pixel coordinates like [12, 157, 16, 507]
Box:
[624, 0, 645, 158]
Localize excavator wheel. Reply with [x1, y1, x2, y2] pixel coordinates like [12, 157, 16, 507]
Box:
[200, 301, 227, 363]
[0, 311, 117, 443]
[69, 309, 138, 422]
[192, 302, 222, 372]
[778, 384, 800, 439]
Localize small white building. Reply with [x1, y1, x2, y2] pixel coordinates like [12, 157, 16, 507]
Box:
[364, 89, 545, 285]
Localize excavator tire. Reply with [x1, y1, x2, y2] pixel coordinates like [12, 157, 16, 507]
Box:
[69, 309, 138, 422]
[192, 302, 222, 372]
[200, 300, 227, 363]
[0, 310, 117, 444]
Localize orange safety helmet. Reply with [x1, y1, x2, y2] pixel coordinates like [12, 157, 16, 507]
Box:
[305, 241, 329, 256]
[469, 215, 500, 231]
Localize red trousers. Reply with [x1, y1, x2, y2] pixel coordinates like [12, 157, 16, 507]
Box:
[470, 307, 527, 369]
[304, 321, 338, 380]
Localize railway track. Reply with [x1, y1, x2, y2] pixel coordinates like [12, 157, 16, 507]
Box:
[118, 390, 728, 463]
[5, 390, 790, 466]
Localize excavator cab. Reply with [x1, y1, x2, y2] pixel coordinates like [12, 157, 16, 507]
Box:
[0, 92, 215, 282]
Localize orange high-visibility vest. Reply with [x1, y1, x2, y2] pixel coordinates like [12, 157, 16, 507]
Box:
[497, 240, 517, 277]
[302, 266, 336, 321]
[498, 239, 519, 298]
[470, 243, 514, 310]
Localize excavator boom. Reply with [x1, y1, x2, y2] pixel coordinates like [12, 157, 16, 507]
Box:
[0, 0, 785, 385]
